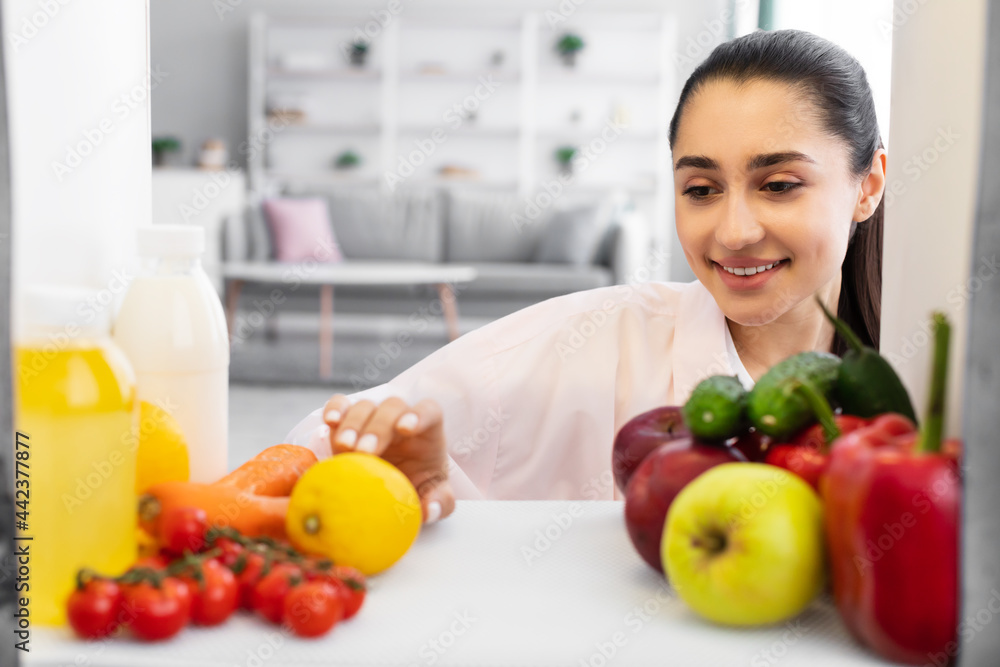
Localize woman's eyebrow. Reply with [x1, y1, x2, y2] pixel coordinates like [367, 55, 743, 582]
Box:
[746, 151, 816, 171]
[674, 151, 816, 172]
[674, 155, 719, 171]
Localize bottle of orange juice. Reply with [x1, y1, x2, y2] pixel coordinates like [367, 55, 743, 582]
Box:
[14, 285, 138, 626]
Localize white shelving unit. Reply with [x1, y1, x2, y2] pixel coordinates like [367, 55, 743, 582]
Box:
[247, 11, 678, 277]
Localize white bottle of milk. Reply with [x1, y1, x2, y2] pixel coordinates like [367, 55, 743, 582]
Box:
[114, 225, 230, 482]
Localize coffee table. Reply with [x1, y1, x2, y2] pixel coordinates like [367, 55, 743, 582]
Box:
[222, 261, 478, 380]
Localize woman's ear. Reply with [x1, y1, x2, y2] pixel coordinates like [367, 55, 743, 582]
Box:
[854, 148, 887, 222]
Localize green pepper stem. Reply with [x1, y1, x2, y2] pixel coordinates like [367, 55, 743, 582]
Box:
[815, 296, 865, 353]
[789, 379, 841, 448]
[916, 313, 950, 454]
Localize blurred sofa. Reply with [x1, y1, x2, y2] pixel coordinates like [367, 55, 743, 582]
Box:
[223, 187, 649, 321]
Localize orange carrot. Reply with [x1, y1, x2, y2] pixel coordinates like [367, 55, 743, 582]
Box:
[139, 444, 317, 540]
[215, 444, 318, 496]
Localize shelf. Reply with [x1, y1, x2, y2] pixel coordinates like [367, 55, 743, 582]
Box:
[398, 125, 519, 138]
[537, 128, 663, 142]
[265, 170, 380, 185]
[267, 67, 381, 81]
[400, 70, 521, 83]
[536, 71, 662, 86]
[406, 178, 519, 190]
[278, 123, 382, 134]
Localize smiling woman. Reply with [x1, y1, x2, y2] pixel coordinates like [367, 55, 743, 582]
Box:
[669, 29, 886, 378]
[282, 29, 890, 522]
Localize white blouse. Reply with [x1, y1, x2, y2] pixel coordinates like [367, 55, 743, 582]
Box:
[285, 280, 746, 501]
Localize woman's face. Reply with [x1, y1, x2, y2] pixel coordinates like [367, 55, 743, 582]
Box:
[672, 78, 875, 327]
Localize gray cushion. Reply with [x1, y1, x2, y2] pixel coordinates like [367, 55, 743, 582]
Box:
[445, 191, 543, 262]
[246, 204, 274, 262]
[326, 189, 444, 262]
[454, 262, 613, 295]
[533, 205, 608, 265]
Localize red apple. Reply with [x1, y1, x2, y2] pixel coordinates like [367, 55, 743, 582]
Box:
[624, 438, 745, 573]
[612, 406, 690, 494]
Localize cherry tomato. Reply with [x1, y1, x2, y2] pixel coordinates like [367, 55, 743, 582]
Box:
[331, 566, 367, 620]
[250, 563, 302, 624]
[232, 550, 267, 609]
[212, 537, 245, 569]
[283, 581, 343, 638]
[159, 507, 209, 555]
[134, 554, 171, 571]
[179, 559, 239, 626]
[121, 577, 192, 641]
[67, 577, 123, 639]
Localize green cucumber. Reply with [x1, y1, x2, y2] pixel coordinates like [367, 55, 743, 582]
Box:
[747, 351, 841, 439]
[816, 298, 917, 423]
[682, 375, 748, 441]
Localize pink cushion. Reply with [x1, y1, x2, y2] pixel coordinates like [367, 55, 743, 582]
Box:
[262, 197, 344, 263]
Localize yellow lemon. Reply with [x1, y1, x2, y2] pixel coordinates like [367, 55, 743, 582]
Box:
[134, 400, 190, 494]
[286, 452, 422, 576]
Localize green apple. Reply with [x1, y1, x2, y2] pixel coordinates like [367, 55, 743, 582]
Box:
[662, 462, 824, 626]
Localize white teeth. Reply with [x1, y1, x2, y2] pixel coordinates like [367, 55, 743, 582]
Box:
[722, 260, 782, 276]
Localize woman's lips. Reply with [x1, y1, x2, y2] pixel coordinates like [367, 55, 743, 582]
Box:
[713, 259, 787, 291]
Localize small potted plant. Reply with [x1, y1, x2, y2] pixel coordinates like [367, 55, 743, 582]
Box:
[152, 136, 181, 167]
[334, 150, 361, 170]
[556, 33, 585, 67]
[348, 40, 369, 67]
[554, 145, 577, 176]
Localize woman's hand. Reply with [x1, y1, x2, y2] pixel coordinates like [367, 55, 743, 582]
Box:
[321, 394, 456, 525]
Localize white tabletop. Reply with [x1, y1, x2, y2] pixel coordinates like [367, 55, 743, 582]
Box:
[27, 501, 894, 667]
[223, 261, 477, 286]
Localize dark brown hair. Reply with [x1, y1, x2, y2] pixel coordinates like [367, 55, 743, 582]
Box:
[668, 29, 883, 355]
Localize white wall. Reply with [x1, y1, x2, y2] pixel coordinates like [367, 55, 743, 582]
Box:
[5, 0, 151, 315]
[880, 0, 987, 435]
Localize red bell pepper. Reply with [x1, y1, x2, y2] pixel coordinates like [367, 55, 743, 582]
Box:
[823, 314, 961, 664]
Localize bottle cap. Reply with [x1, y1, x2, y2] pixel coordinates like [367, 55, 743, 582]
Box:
[137, 224, 205, 258]
[18, 284, 110, 339]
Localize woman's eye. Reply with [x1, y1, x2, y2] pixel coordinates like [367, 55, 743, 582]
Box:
[683, 185, 717, 200]
[763, 181, 800, 194]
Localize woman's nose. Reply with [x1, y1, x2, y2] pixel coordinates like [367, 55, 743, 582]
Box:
[715, 196, 765, 250]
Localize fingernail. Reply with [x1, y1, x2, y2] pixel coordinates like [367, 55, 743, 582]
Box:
[356, 433, 378, 453]
[397, 413, 419, 431]
[426, 501, 442, 525]
[336, 429, 357, 448]
[324, 409, 342, 423]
